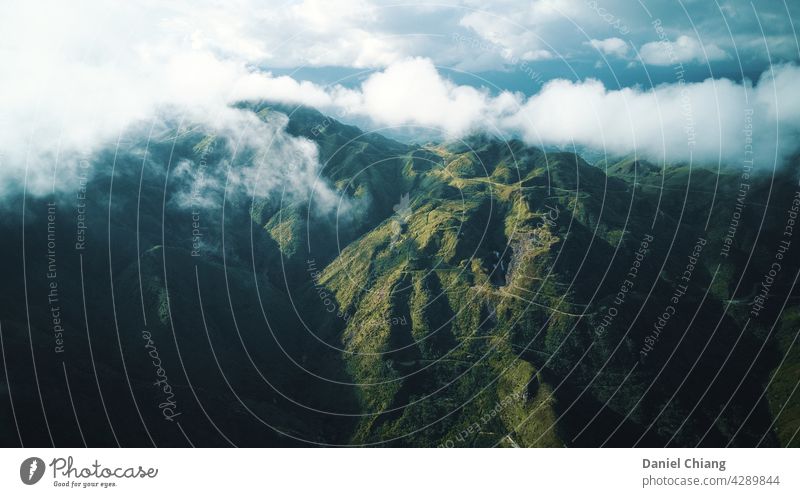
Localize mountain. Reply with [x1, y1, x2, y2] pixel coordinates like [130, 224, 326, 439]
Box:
[0, 104, 798, 447]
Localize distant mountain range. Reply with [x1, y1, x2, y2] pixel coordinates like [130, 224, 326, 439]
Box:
[1, 104, 798, 447]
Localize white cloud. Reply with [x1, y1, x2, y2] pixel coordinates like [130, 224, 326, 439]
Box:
[587, 37, 629, 58]
[286, 59, 799, 167]
[353, 58, 494, 135]
[0, 0, 797, 199]
[0, 1, 347, 199]
[459, 10, 555, 64]
[639, 35, 729, 66]
[168, 109, 340, 214]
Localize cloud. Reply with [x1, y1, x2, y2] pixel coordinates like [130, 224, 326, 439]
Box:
[587, 37, 629, 58]
[257, 58, 521, 137]
[459, 10, 555, 63]
[1, 0, 798, 199]
[639, 35, 729, 66]
[285, 58, 800, 167]
[350, 58, 497, 135]
[533, 66, 797, 167]
[0, 0, 346, 204]
[169, 109, 341, 215]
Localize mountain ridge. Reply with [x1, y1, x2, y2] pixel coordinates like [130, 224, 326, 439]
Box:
[0, 104, 797, 447]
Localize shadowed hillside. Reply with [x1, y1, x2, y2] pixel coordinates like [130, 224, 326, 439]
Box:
[1, 106, 798, 447]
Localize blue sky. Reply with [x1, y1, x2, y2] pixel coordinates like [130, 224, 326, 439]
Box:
[259, 0, 799, 91]
[1, 0, 799, 190]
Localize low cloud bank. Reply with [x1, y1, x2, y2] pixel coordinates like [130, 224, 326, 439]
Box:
[297, 57, 799, 169]
[2, 0, 797, 201]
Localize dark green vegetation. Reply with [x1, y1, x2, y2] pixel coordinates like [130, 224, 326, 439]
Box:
[1, 105, 798, 447]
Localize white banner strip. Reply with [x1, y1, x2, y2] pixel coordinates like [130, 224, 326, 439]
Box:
[1, 448, 797, 496]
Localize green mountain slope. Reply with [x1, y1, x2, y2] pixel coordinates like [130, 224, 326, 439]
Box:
[1, 105, 798, 447]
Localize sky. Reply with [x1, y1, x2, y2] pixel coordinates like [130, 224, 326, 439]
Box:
[1, 0, 799, 194]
